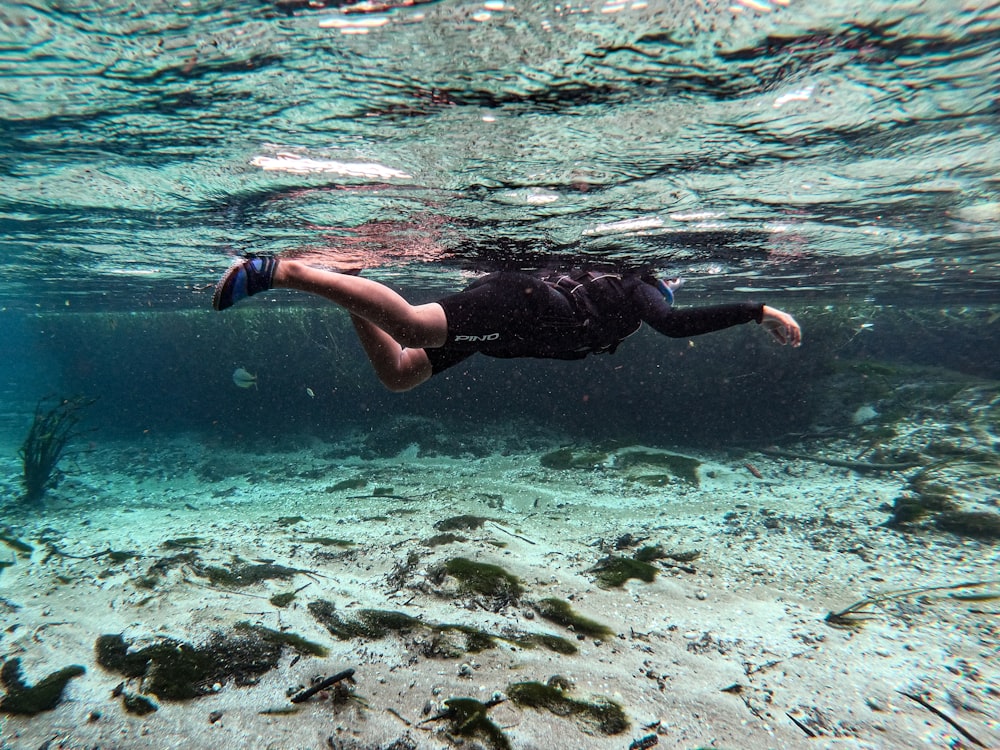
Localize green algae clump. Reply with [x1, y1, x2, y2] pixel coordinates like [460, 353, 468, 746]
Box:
[540, 447, 609, 470]
[590, 556, 658, 588]
[439, 557, 524, 608]
[233, 622, 328, 657]
[615, 450, 701, 486]
[303, 537, 354, 548]
[95, 625, 319, 701]
[440, 697, 511, 750]
[308, 600, 423, 640]
[195, 561, 304, 587]
[507, 680, 628, 735]
[434, 515, 491, 531]
[511, 633, 578, 655]
[934, 511, 1000, 541]
[534, 598, 613, 638]
[0, 658, 85, 715]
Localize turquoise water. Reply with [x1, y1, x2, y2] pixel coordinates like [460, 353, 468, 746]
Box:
[1, 5, 999, 747]
[1, 0, 998, 315]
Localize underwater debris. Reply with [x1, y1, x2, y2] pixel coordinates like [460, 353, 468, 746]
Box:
[0, 658, 85, 715]
[289, 668, 356, 704]
[507, 680, 628, 735]
[899, 690, 989, 748]
[825, 580, 1000, 629]
[760, 448, 922, 473]
[533, 598, 613, 638]
[424, 695, 510, 750]
[433, 557, 525, 610]
[18, 395, 95, 503]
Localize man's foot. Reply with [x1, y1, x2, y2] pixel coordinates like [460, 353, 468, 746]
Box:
[212, 256, 278, 311]
[656, 276, 684, 304]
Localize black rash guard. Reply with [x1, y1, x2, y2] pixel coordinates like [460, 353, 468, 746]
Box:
[424, 270, 764, 375]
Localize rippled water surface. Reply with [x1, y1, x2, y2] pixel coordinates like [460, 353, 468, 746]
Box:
[2, 0, 999, 310]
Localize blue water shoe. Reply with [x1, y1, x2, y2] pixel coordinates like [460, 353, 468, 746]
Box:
[212, 256, 278, 311]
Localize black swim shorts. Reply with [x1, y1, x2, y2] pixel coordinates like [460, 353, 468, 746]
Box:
[423, 272, 576, 374]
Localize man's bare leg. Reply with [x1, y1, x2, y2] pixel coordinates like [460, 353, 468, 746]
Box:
[349, 314, 433, 392]
[272, 260, 447, 349]
[212, 256, 445, 390]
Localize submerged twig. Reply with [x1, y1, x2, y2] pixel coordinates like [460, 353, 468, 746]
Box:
[759, 448, 922, 473]
[786, 712, 817, 738]
[489, 522, 536, 545]
[289, 668, 356, 704]
[899, 691, 987, 748]
[825, 580, 1000, 628]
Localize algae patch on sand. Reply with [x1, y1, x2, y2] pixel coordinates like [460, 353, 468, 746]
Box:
[432, 557, 525, 610]
[507, 680, 628, 735]
[0, 658, 85, 715]
[95, 624, 325, 701]
[533, 598, 613, 638]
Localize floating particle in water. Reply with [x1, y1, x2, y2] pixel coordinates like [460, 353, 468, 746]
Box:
[232, 367, 257, 389]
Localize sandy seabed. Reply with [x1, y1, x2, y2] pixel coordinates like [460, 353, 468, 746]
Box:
[0, 426, 997, 750]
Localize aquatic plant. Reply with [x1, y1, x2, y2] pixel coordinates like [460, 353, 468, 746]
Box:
[590, 555, 658, 588]
[540, 447, 609, 470]
[307, 599, 575, 656]
[95, 625, 323, 701]
[426, 696, 510, 750]
[934, 511, 1000, 541]
[423, 532, 467, 547]
[615, 450, 702, 486]
[434, 557, 524, 609]
[434, 514, 491, 531]
[17, 395, 94, 503]
[507, 680, 629, 735]
[534, 598, 613, 638]
[194, 560, 307, 587]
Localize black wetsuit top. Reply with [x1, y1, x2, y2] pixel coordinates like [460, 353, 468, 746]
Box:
[424, 270, 764, 375]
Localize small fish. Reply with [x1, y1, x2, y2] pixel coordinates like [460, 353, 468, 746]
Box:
[232, 367, 257, 389]
[744, 462, 764, 479]
[305, 387, 315, 398]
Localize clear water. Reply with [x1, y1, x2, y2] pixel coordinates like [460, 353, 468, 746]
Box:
[2, 0, 998, 314]
[1, 5, 999, 747]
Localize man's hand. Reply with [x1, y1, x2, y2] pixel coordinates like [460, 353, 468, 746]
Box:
[760, 306, 802, 347]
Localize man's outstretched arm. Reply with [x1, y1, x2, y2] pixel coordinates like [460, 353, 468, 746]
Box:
[634, 282, 801, 346]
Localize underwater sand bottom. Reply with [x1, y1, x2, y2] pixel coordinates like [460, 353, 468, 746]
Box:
[0, 432, 996, 750]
